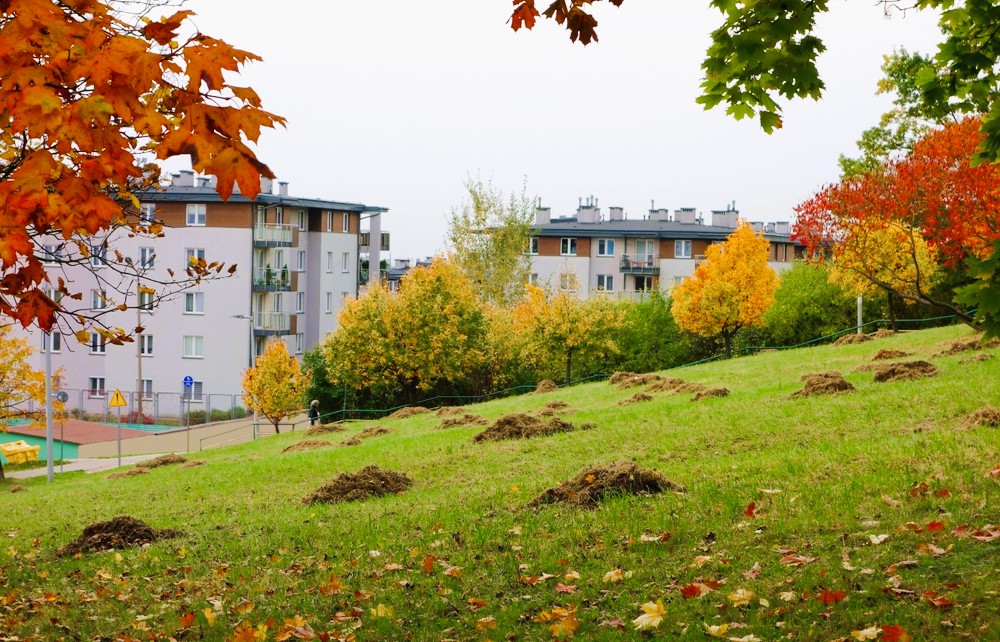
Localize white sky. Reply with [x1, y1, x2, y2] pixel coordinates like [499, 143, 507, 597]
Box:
[162, 1, 944, 259]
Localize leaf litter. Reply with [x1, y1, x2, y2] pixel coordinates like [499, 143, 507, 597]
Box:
[303, 465, 413, 504]
[58, 516, 181, 557]
[528, 461, 684, 508]
[472, 414, 594, 442]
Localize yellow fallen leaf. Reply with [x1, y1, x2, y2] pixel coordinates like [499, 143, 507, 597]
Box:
[851, 626, 880, 640]
[779, 591, 797, 602]
[704, 623, 730, 638]
[690, 555, 713, 568]
[728, 636, 762, 642]
[603, 568, 624, 583]
[202, 608, 216, 626]
[632, 600, 665, 630]
[476, 616, 497, 631]
[370, 603, 393, 618]
[728, 588, 754, 606]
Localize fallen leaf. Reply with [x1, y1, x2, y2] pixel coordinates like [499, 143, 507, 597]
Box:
[851, 626, 880, 640]
[598, 617, 625, 630]
[742, 562, 761, 579]
[869, 534, 889, 545]
[818, 588, 847, 605]
[632, 600, 665, 630]
[986, 464, 1000, 479]
[704, 623, 730, 638]
[421, 556, 435, 574]
[882, 495, 902, 508]
[603, 568, 624, 583]
[468, 597, 487, 610]
[744, 502, 758, 518]
[916, 542, 949, 557]
[640, 532, 671, 543]
[728, 636, 762, 642]
[728, 588, 754, 606]
[779, 591, 797, 602]
[921, 590, 955, 608]
[202, 608, 216, 626]
[926, 520, 946, 532]
[691, 555, 713, 568]
[680, 581, 720, 598]
[475, 616, 497, 631]
[759, 488, 782, 494]
[556, 583, 577, 594]
[564, 570, 580, 581]
[880, 624, 911, 642]
[780, 554, 815, 567]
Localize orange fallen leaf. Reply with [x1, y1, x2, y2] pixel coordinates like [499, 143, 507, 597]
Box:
[880, 624, 911, 642]
[921, 590, 955, 608]
[476, 616, 497, 631]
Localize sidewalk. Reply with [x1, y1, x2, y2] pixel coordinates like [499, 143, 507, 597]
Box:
[6, 454, 161, 480]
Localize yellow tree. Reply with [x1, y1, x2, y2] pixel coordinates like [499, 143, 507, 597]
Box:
[0, 325, 48, 478]
[242, 340, 310, 434]
[323, 284, 399, 396]
[671, 223, 777, 358]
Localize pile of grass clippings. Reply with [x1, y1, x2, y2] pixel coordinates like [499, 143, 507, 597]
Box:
[835, 333, 872, 346]
[107, 468, 149, 480]
[306, 423, 346, 436]
[303, 465, 413, 504]
[136, 454, 188, 469]
[58, 516, 180, 557]
[872, 360, 938, 382]
[340, 426, 393, 446]
[528, 461, 684, 508]
[618, 392, 653, 406]
[791, 372, 855, 397]
[387, 407, 429, 420]
[473, 414, 594, 442]
[692, 387, 730, 401]
[872, 349, 911, 361]
[437, 414, 490, 429]
[609, 372, 664, 389]
[282, 440, 332, 453]
[534, 380, 558, 394]
[960, 406, 1000, 429]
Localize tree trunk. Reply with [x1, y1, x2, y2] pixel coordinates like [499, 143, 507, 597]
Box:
[273, 419, 281, 434]
[565, 347, 574, 386]
[0, 462, 4, 480]
[722, 330, 733, 359]
[886, 290, 898, 331]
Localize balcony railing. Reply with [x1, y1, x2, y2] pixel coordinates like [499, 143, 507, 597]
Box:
[619, 254, 659, 275]
[254, 312, 290, 335]
[253, 266, 292, 291]
[253, 224, 294, 246]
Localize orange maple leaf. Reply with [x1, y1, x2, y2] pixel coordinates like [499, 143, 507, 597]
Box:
[510, 1, 540, 31]
[880, 624, 911, 642]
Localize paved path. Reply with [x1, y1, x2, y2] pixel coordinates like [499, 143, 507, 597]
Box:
[6, 454, 161, 480]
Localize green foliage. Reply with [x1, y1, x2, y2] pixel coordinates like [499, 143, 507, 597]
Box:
[186, 407, 247, 426]
[956, 240, 1000, 338]
[614, 292, 709, 371]
[301, 348, 343, 415]
[764, 261, 857, 345]
[446, 178, 535, 307]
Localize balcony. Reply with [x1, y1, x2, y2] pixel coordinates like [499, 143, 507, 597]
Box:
[252, 266, 292, 292]
[253, 312, 290, 336]
[619, 255, 659, 275]
[253, 224, 294, 247]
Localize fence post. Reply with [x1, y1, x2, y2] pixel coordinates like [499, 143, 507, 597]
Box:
[857, 295, 863, 335]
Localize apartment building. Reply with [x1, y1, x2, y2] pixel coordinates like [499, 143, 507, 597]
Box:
[528, 198, 801, 297]
[20, 171, 387, 418]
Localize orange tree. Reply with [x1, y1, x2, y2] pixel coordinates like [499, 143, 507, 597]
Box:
[242, 340, 310, 435]
[0, 1, 282, 336]
[671, 223, 777, 358]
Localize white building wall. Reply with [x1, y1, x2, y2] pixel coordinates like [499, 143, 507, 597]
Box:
[305, 232, 358, 348]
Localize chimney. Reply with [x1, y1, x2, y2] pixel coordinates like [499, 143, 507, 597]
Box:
[535, 206, 551, 225]
[197, 176, 210, 188]
[176, 170, 195, 187]
[711, 209, 739, 229]
[609, 206, 624, 221]
[649, 208, 670, 222]
[278, 181, 289, 197]
[577, 200, 600, 223]
[774, 221, 790, 235]
[674, 208, 696, 224]
[260, 176, 273, 195]
[750, 221, 765, 232]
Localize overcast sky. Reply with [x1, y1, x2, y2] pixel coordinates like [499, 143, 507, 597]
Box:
[162, 1, 944, 259]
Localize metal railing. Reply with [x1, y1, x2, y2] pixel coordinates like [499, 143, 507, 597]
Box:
[620, 254, 659, 274]
[253, 224, 294, 245]
[254, 311, 290, 333]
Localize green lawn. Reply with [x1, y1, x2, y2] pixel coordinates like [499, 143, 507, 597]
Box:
[3, 325, 999, 641]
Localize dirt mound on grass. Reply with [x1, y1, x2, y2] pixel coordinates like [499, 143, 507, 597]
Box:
[528, 461, 684, 508]
[107, 468, 149, 479]
[303, 465, 413, 504]
[283, 439, 333, 453]
[873, 349, 912, 360]
[340, 426, 393, 446]
[835, 333, 872, 346]
[960, 353, 994, 364]
[936, 337, 1000, 357]
[792, 372, 855, 397]
[874, 329, 897, 339]
[437, 414, 490, 429]
[9, 485, 26, 493]
[645, 378, 688, 393]
[618, 392, 653, 406]
[961, 406, 1000, 429]
[673, 382, 707, 395]
[473, 414, 594, 442]
[135, 454, 187, 469]
[609, 372, 664, 389]
[387, 407, 429, 420]
[306, 423, 346, 435]
[179, 460, 206, 469]
[435, 406, 468, 417]
[537, 400, 571, 417]
[692, 387, 730, 401]
[535, 380, 559, 393]
[873, 360, 938, 382]
[58, 516, 180, 557]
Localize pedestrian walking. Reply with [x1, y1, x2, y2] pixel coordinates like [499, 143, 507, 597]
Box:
[309, 399, 320, 426]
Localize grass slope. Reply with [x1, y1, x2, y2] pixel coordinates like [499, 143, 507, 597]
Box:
[3, 325, 1000, 641]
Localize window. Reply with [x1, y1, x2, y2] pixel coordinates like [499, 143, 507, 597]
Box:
[559, 273, 579, 291]
[41, 244, 62, 266]
[183, 381, 204, 402]
[42, 332, 61, 353]
[273, 293, 283, 312]
[341, 291, 349, 303]
[139, 204, 155, 225]
[186, 248, 206, 265]
[186, 203, 206, 226]
[597, 274, 615, 292]
[139, 247, 155, 268]
[256, 205, 266, 227]
[528, 273, 539, 285]
[635, 239, 655, 263]
[139, 379, 153, 400]
[183, 335, 204, 358]
[138, 291, 154, 311]
[295, 333, 304, 355]
[326, 252, 334, 273]
[674, 240, 692, 259]
[184, 292, 204, 314]
[43, 287, 62, 304]
[88, 377, 106, 398]
[140, 334, 153, 356]
[325, 292, 333, 313]
[275, 207, 284, 225]
[90, 243, 107, 268]
[341, 252, 350, 272]
[296, 292, 305, 314]
[560, 238, 577, 256]
[526, 237, 539, 255]
[297, 250, 306, 272]
[90, 333, 106, 354]
[326, 211, 333, 232]
[342, 213, 350, 233]
[91, 289, 107, 310]
[597, 239, 615, 256]
[298, 210, 307, 231]
[635, 275, 654, 292]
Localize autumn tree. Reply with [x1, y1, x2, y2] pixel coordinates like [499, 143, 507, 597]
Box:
[509, 1, 1000, 160]
[242, 340, 311, 435]
[0, 1, 282, 337]
[671, 223, 777, 359]
[515, 285, 624, 384]
[0, 326, 50, 479]
[795, 118, 998, 327]
[446, 178, 535, 307]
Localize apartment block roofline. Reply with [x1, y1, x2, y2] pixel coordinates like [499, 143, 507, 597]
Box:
[531, 219, 797, 243]
[137, 184, 388, 214]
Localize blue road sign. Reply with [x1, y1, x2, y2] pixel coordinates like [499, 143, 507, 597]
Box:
[183, 375, 194, 388]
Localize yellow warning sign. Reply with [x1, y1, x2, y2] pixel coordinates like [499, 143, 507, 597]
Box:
[109, 389, 128, 408]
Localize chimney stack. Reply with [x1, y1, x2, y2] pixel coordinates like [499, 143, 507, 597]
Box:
[278, 181, 289, 197]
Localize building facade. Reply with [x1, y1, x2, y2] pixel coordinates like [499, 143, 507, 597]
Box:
[528, 199, 801, 298]
[19, 171, 387, 420]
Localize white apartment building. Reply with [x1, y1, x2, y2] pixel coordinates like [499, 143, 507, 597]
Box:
[19, 171, 387, 420]
[528, 198, 801, 298]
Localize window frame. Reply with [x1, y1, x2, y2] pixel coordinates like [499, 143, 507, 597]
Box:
[298, 210, 307, 231]
[325, 292, 333, 314]
[182, 335, 204, 359]
[139, 247, 155, 269]
[597, 239, 615, 257]
[42, 332, 62, 353]
[184, 291, 204, 315]
[560, 238, 577, 256]
[341, 251, 350, 272]
[295, 333, 304, 355]
[596, 274, 615, 292]
[88, 376, 106, 398]
[297, 250, 306, 272]
[91, 289, 107, 310]
[326, 252, 334, 273]
[674, 239, 692, 259]
[326, 211, 333, 232]
[89, 332, 106, 355]
[139, 334, 153, 356]
[526, 237, 539, 255]
[185, 203, 206, 227]
[342, 212, 350, 233]
[139, 379, 153, 400]
[41, 244, 62, 266]
[90, 243, 107, 268]
[296, 291, 305, 314]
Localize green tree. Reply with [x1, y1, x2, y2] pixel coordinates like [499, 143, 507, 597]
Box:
[615, 291, 704, 372]
[671, 223, 778, 359]
[764, 261, 857, 345]
[242, 340, 311, 435]
[446, 178, 535, 307]
[301, 347, 343, 422]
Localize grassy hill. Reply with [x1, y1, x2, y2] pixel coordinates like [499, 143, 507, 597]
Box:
[4, 324, 1000, 641]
